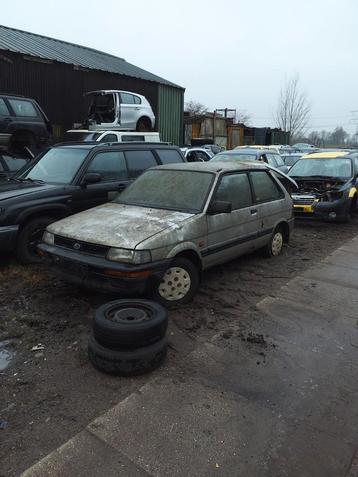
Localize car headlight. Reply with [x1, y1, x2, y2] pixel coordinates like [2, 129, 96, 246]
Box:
[107, 248, 152, 264]
[42, 231, 54, 245]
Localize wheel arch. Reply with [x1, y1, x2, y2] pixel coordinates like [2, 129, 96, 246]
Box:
[16, 205, 71, 227]
[274, 220, 290, 243]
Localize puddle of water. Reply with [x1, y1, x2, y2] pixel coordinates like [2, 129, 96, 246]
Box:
[0, 341, 14, 372]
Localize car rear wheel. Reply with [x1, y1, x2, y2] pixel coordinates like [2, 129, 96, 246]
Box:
[264, 227, 284, 258]
[153, 257, 200, 307]
[136, 117, 151, 132]
[16, 216, 54, 264]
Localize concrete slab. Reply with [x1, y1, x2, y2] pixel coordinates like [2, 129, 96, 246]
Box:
[21, 429, 149, 477]
[303, 262, 358, 290]
[88, 377, 275, 477]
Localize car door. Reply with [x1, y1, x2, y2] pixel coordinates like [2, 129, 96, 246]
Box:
[248, 170, 286, 248]
[120, 93, 137, 129]
[72, 150, 131, 212]
[205, 172, 260, 268]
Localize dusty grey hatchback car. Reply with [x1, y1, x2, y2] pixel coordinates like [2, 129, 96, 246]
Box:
[38, 161, 294, 306]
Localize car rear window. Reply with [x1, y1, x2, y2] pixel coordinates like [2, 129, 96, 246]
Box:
[8, 99, 38, 117]
[156, 149, 184, 164]
[124, 150, 158, 178]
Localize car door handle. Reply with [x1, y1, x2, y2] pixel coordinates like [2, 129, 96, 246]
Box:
[250, 209, 258, 215]
[134, 107, 140, 110]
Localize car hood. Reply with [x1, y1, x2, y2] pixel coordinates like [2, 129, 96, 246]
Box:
[48, 202, 194, 249]
[0, 181, 58, 201]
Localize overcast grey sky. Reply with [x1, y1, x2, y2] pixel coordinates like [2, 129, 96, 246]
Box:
[1, 0, 357, 133]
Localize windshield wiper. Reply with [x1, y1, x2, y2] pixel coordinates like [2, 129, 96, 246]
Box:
[13, 177, 45, 183]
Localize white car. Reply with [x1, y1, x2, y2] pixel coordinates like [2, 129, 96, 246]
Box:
[85, 90, 156, 132]
[64, 130, 161, 143]
[181, 147, 213, 162]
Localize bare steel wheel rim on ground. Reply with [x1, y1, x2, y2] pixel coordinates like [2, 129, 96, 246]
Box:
[159, 267, 191, 301]
[272, 232, 283, 256]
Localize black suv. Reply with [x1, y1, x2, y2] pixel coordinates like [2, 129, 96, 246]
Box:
[0, 93, 52, 154]
[0, 142, 185, 263]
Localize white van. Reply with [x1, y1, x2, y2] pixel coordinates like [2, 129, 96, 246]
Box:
[64, 130, 161, 143]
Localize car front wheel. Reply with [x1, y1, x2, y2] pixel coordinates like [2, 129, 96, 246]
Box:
[154, 257, 200, 307]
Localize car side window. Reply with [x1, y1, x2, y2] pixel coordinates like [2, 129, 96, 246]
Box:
[197, 151, 209, 161]
[3, 156, 27, 171]
[0, 99, 9, 116]
[214, 173, 252, 210]
[273, 154, 284, 167]
[134, 96, 141, 105]
[354, 158, 358, 174]
[8, 99, 38, 117]
[121, 93, 135, 104]
[121, 135, 145, 142]
[125, 150, 157, 178]
[156, 149, 183, 164]
[99, 134, 118, 142]
[250, 171, 284, 203]
[86, 151, 128, 181]
[265, 153, 278, 167]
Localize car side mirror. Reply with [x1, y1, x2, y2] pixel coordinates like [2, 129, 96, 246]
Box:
[83, 172, 102, 185]
[208, 200, 232, 215]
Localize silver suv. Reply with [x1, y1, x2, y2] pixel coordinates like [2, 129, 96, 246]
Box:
[39, 161, 294, 306]
[85, 90, 155, 132]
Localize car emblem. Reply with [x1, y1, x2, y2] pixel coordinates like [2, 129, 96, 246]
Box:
[73, 242, 81, 250]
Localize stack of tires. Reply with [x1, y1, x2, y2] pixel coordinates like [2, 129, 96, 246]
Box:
[88, 299, 168, 376]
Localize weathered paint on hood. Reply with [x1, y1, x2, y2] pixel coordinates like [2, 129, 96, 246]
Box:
[48, 202, 194, 249]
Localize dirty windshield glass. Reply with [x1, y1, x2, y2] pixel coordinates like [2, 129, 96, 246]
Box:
[289, 158, 352, 179]
[212, 153, 257, 162]
[19, 148, 89, 184]
[115, 169, 214, 213]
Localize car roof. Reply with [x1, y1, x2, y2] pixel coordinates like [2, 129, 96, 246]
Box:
[218, 149, 272, 155]
[54, 142, 177, 150]
[86, 90, 145, 97]
[154, 160, 268, 173]
[301, 151, 351, 159]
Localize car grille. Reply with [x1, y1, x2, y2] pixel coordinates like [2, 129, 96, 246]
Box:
[54, 235, 110, 257]
[292, 195, 316, 205]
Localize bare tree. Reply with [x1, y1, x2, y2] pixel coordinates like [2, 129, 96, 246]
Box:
[275, 75, 311, 142]
[185, 100, 207, 116]
[235, 109, 251, 125]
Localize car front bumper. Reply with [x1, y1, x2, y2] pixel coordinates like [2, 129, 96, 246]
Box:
[38, 243, 170, 295]
[0, 225, 19, 251]
[293, 198, 349, 221]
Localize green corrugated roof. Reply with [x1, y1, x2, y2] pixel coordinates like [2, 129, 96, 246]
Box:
[0, 24, 183, 89]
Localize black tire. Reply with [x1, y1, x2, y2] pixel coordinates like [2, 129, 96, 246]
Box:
[93, 299, 168, 350]
[263, 226, 284, 258]
[136, 118, 151, 132]
[16, 216, 54, 264]
[152, 257, 200, 307]
[88, 334, 167, 376]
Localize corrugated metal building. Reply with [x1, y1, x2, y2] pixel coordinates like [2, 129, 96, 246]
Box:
[0, 25, 184, 144]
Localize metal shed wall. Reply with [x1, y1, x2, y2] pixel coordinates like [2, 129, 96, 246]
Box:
[0, 50, 160, 138]
[158, 84, 183, 145]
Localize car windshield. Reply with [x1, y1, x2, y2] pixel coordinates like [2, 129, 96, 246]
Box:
[289, 158, 352, 179]
[18, 147, 89, 184]
[115, 169, 214, 213]
[211, 153, 257, 162]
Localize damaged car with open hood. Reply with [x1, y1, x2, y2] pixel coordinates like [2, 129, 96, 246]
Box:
[38, 161, 295, 306]
[288, 151, 358, 222]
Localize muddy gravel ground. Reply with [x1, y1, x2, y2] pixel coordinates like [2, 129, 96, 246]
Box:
[1, 218, 358, 476]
